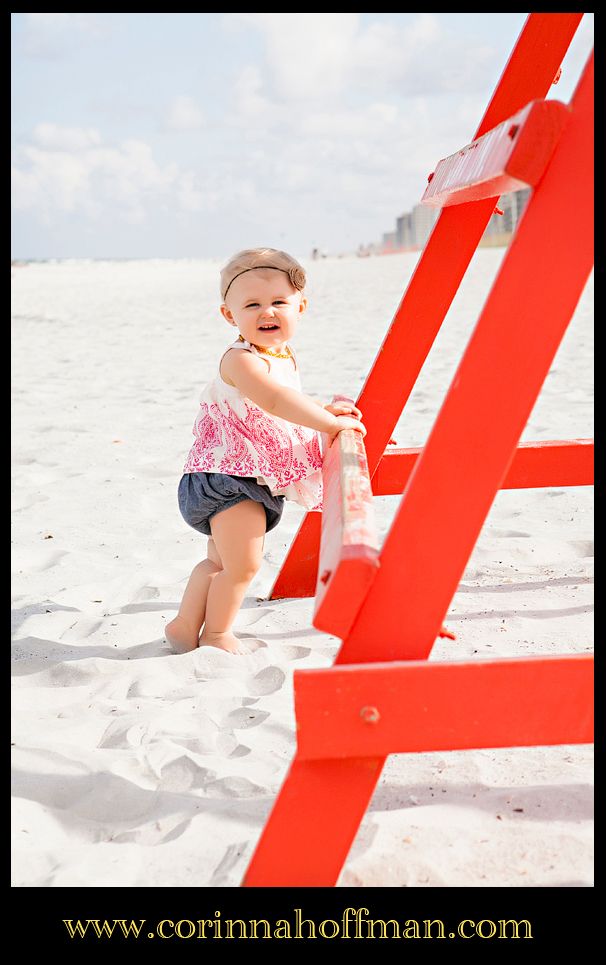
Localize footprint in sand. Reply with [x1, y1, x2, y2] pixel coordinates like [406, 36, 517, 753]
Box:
[235, 608, 271, 628]
[209, 842, 249, 886]
[132, 585, 160, 602]
[98, 720, 148, 749]
[216, 730, 249, 758]
[247, 666, 286, 696]
[236, 634, 268, 652]
[228, 744, 251, 758]
[60, 617, 103, 641]
[157, 756, 217, 792]
[205, 776, 267, 798]
[276, 644, 312, 660]
[225, 707, 270, 729]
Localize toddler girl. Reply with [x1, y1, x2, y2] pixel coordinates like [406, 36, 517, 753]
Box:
[166, 247, 366, 655]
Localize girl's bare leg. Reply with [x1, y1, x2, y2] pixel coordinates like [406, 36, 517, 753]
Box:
[207, 537, 222, 568]
[165, 556, 222, 653]
[200, 500, 266, 655]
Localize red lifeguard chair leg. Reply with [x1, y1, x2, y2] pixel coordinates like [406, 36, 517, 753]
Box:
[342, 51, 593, 665]
[244, 46, 593, 887]
[268, 12, 583, 601]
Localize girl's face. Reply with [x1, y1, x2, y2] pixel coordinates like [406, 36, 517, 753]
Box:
[220, 268, 307, 350]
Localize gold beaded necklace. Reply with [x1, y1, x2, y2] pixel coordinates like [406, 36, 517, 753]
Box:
[238, 334, 293, 360]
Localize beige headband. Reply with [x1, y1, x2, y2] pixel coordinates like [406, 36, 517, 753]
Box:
[222, 266, 286, 300]
[222, 264, 306, 301]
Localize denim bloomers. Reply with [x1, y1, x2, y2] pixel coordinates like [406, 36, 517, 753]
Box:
[178, 472, 285, 536]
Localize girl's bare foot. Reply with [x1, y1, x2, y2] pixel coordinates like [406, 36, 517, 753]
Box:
[199, 629, 251, 655]
[165, 616, 199, 653]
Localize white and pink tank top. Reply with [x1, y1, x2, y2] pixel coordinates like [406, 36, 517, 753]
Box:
[183, 338, 323, 511]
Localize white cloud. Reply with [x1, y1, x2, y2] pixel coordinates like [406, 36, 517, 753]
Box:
[175, 172, 205, 212]
[230, 12, 495, 104]
[32, 122, 102, 152]
[232, 65, 274, 124]
[230, 13, 360, 100]
[166, 95, 204, 131]
[216, 11, 508, 250]
[11, 125, 203, 222]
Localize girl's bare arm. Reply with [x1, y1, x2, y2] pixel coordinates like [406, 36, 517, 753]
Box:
[221, 350, 365, 438]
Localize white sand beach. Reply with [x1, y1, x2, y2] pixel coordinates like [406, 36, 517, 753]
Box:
[11, 249, 593, 888]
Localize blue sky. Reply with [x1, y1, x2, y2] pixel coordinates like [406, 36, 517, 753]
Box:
[11, 13, 594, 260]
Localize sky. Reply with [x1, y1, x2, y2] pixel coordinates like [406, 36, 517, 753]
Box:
[11, 12, 594, 261]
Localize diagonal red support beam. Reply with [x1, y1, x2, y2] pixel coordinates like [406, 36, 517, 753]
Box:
[243, 18, 590, 889]
[269, 13, 583, 601]
[339, 50, 593, 666]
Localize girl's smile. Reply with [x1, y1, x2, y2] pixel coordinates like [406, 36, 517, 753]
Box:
[220, 268, 307, 352]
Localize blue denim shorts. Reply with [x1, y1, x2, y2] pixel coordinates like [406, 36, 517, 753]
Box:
[178, 472, 285, 536]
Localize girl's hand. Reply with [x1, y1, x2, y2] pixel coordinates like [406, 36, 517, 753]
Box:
[327, 414, 367, 442]
[324, 401, 362, 420]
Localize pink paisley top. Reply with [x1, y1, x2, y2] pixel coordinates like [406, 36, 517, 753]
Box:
[182, 338, 323, 511]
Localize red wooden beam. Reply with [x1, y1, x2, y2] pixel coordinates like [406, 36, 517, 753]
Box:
[243, 16, 588, 889]
[295, 655, 594, 760]
[421, 100, 569, 207]
[242, 756, 384, 887]
[372, 439, 594, 495]
[268, 13, 583, 601]
[313, 428, 379, 638]
[340, 51, 594, 667]
[340, 13, 583, 482]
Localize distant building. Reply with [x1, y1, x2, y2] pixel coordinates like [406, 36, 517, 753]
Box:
[396, 212, 413, 249]
[378, 187, 532, 254]
[410, 203, 439, 248]
[482, 187, 531, 244]
[381, 230, 398, 252]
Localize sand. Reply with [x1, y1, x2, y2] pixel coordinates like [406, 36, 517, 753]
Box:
[11, 249, 593, 888]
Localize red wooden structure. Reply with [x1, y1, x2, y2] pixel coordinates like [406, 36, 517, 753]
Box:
[243, 13, 593, 886]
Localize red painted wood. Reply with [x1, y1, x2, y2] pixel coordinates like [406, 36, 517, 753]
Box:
[269, 14, 582, 601]
[295, 656, 594, 759]
[339, 52, 594, 667]
[372, 439, 594, 495]
[354, 13, 583, 481]
[243, 16, 588, 889]
[241, 755, 384, 886]
[473, 14, 582, 137]
[268, 511, 322, 600]
[313, 428, 380, 637]
[422, 100, 569, 207]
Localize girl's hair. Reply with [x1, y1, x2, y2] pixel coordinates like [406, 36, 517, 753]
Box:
[220, 247, 306, 301]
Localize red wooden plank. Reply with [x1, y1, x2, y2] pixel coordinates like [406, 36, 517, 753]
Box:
[339, 51, 594, 666]
[242, 755, 384, 887]
[243, 16, 587, 889]
[268, 13, 582, 601]
[295, 656, 594, 760]
[372, 439, 594, 495]
[313, 427, 379, 637]
[268, 510, 322, 599]
[473, 14, 582, 137]
[355, 13, 582, 481]
[500, 438, 593, 488]
[421, 100, 569, 207]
